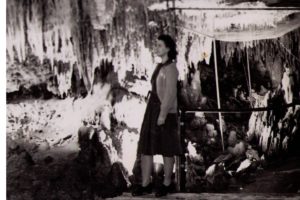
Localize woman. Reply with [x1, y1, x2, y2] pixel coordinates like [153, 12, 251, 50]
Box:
[132, 34, 182, 197]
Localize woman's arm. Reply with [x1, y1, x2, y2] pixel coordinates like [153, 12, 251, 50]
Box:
[158, 63, 178, 123]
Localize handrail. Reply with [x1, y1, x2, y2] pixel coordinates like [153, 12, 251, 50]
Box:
[179, 101, 300, 114]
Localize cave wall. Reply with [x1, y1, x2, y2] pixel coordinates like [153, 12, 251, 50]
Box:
[6, 0, 171, 97]
[218, 29, 300, 155]
[6, 0, 177, 175]
[180, 27, 300, 192]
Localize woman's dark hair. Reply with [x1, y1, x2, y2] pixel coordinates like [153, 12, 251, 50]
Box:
[157, 34, 178, 61]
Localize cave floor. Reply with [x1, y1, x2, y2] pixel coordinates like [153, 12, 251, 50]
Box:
[107, 192, 300, 200]
[109, 156, 300, 199]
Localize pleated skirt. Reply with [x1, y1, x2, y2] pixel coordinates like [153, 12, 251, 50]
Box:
[136, 92, 182, 157]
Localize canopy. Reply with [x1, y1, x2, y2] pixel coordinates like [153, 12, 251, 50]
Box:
[149, 0, 300, 41]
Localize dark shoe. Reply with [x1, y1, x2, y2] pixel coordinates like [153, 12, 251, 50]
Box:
[131, 183, 153, 196]
[155, 183, 174, 197]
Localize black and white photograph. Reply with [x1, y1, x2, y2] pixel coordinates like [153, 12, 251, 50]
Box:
[4, 0, 300, 199]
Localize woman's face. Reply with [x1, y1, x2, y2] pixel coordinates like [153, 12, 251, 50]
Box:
[155, 39, 169, 58]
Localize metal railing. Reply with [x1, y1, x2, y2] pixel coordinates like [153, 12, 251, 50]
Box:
[175, 100, 300, 192]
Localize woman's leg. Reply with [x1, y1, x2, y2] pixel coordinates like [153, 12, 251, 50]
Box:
[141, 154, 153, 186]
[162, 156, 175, 186]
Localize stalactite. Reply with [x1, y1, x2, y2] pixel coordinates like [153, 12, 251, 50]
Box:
[6, 0, 160, 97]
[243, 29, 300, 155]
[6, 0, 26, 62]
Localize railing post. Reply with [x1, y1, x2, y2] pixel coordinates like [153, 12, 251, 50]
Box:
[178, 109, 187, 192]
[213, 39, 225, 152]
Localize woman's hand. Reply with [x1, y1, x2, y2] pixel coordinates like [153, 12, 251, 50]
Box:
[157, 116, 165, 125]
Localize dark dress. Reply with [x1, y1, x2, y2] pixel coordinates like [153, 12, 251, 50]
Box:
[136, 61, 182, 157]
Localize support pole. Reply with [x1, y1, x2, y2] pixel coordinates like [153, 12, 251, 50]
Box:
[246, 47, 252, 98]
[213, 39, 225, 152]
[171, 0, 182, 192]
[179, 110, 187, 192]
